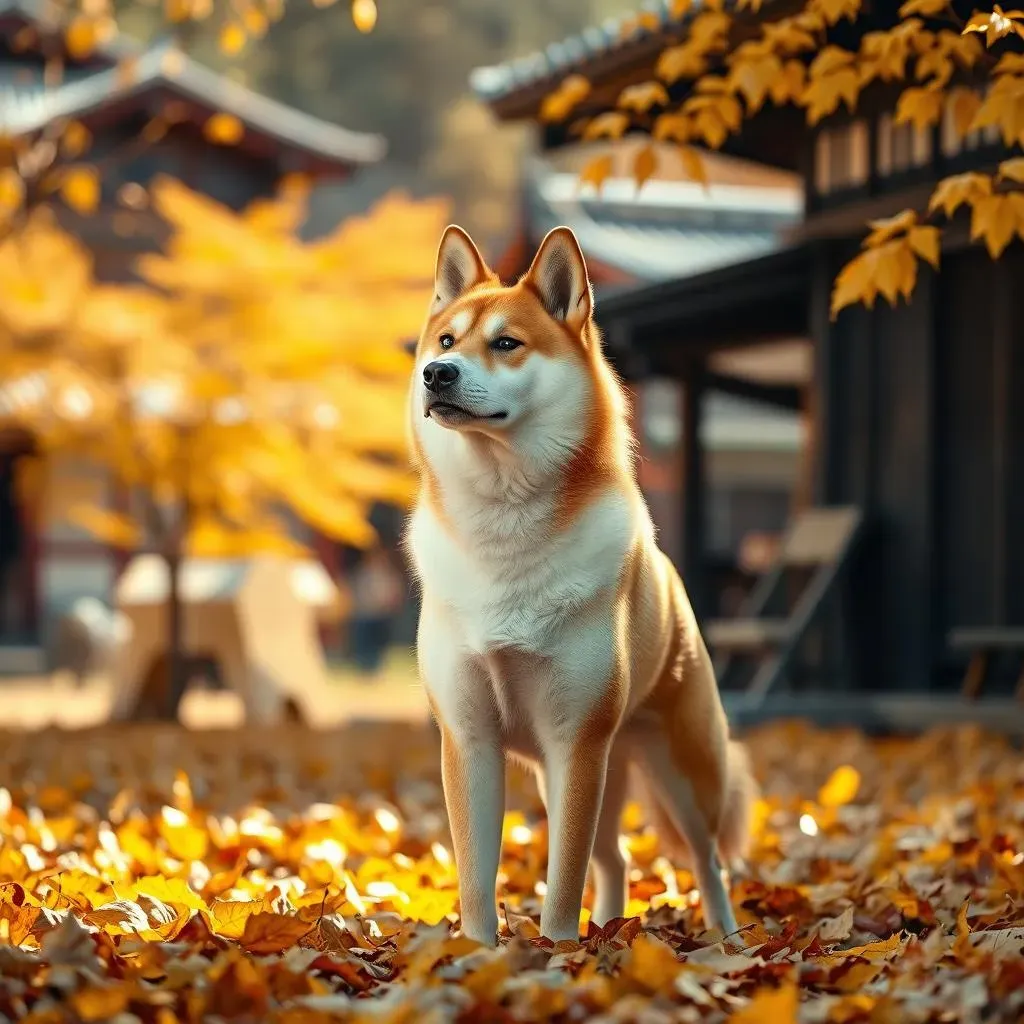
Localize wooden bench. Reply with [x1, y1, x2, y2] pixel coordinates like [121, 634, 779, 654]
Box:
[948, 628, 1024, 701]
[705, 506, 863, 700]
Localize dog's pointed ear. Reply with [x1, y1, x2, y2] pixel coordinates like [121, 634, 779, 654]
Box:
[525, 226, 593, 333]
[432, 225, 489, 314]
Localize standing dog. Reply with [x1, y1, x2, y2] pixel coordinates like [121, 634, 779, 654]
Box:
[406, 225, 756, 945]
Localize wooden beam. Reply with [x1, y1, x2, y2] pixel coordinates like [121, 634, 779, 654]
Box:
[809, 245, 844, 505]
[704, 371, 803, 411]
[723, 693, 1024, 736]
[992, 258, 1010, 625]
[680, 362, 707, 621]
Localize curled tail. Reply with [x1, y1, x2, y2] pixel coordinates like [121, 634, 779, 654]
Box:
[717, 739, 758, 866]
[634, 739, 758, 869]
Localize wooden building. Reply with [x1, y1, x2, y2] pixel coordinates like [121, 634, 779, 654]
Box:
[471, 1, 1024, 722]
[0, 0, 385, 668]
[493, 149, 808, 611]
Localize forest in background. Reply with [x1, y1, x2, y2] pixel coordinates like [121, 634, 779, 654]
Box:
[112, 0, 628, 249]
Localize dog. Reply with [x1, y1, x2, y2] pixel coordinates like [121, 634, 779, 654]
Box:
[405, 224, 756, 946]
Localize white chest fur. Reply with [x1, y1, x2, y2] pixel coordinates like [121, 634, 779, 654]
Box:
[408, 487, 634, 656]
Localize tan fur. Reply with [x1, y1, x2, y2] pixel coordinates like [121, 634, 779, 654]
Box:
[408, 225, 756, 943]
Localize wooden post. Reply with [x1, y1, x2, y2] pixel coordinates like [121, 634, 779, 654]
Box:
[992, 258, 1010, 626]
[680, 361, 707, 621]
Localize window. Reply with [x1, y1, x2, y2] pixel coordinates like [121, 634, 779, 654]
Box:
[813, 119, 869, 195]
[877, 113, 933, 176]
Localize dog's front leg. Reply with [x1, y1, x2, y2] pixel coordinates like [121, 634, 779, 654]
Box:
[440, 723, 505, 946]
[540, 735, 611, 942]
[538, 633, 621, 942]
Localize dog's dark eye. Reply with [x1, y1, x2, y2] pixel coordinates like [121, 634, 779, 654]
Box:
[491, 336, 522, 353]
[439, 334, 455, 350]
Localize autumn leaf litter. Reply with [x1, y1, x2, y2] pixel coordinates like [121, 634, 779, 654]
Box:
[0, 721, 1021, 1022]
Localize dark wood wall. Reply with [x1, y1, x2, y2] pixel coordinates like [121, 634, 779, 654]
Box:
[815, 239, 1024, 691]
[937, 246, 1024, 635]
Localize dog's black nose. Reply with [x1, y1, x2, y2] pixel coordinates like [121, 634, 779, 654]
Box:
[423, 360, 460, 393]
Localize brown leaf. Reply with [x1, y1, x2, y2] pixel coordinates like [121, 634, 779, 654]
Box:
[239, 911, 313, 954]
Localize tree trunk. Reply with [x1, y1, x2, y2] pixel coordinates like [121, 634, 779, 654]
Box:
[164, 545, 187, 721]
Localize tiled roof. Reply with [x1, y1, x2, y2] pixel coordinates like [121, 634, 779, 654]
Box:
[522, 158, 801, 283]
[468, 0, 679, 102]
[470, 0, 683, 103]
[0, 25, 385, 165]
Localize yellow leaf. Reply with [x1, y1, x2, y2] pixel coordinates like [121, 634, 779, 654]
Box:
[67, 505, 140, 549]
[624, 933, 683, 990]
[945, 87, 982, 138]
[729, 51, 783, 113]
[65, 16, 98, 59]
[656, 42, 711, 83]
[809, 45, 856, 78]
[632, 144, 658, 190]
[69, 985, 130, 1022]
[950, 899, 979, 961]
[971, 75, 1024, 148]
[899, 0, 951, 14]
[0, 898, 39, 945]
[818, 765, 861, 807]
[963, 7, 1024, 47]
[859, 21, 921, 84]
[124, 876, 206, 913]
[998, 156, 1024, 183]
[218, 22, 247, 54]
[60, 166, 101, 215]
[87, 898, 151, 935]
[683, 91, 743, 148]
[653, 111, 691, 143]
[351, 0, 378, 34]
[802, 49, 861, 124]
[970, 193, 1019, 258]
[831, 237, 919, 318]
[61, 121, 93, 159]
[679, 145, 708, 185]
[928, 172, 992, 218]
[0, 168, 24, 220]
[730, 977, 799, 1024]
[994, 52, 1024, 75]
[894, 85, 944, 131]
[617, 81, 669, 114]
[769, 59, 808, 105]
[809, 0, 861, 24]
[863, 208, 918, 247]
[838, 933, 907, 960]
[540, 74, 591, 123]
[908, 225, 941, 269]
[158, 806, 209, 862]
[207, 898, 263, 939]
[582, 111, 630, 140]
[203, 112, 245, 145]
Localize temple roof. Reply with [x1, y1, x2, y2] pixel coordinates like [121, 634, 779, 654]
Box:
[0, 1, 386, 170]
[497, 152, 801, 285]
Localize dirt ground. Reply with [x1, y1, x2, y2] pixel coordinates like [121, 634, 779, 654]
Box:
[0, 649, 428, 730]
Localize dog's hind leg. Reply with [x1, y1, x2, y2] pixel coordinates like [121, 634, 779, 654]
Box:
[588, 744, 630, 927]
[633, 733, 740, 937]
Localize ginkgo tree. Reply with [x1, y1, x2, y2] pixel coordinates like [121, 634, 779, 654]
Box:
[0, 180, 446, 718]
[543, 0, 1024, 317]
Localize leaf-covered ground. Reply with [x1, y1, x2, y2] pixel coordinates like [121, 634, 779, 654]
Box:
[0, 721, 1022, 1023]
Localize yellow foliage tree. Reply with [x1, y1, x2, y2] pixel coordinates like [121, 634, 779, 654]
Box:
[0, 0, 378, 241]
[544, 1, 1024, 317]
[0, 180, 447, 715]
